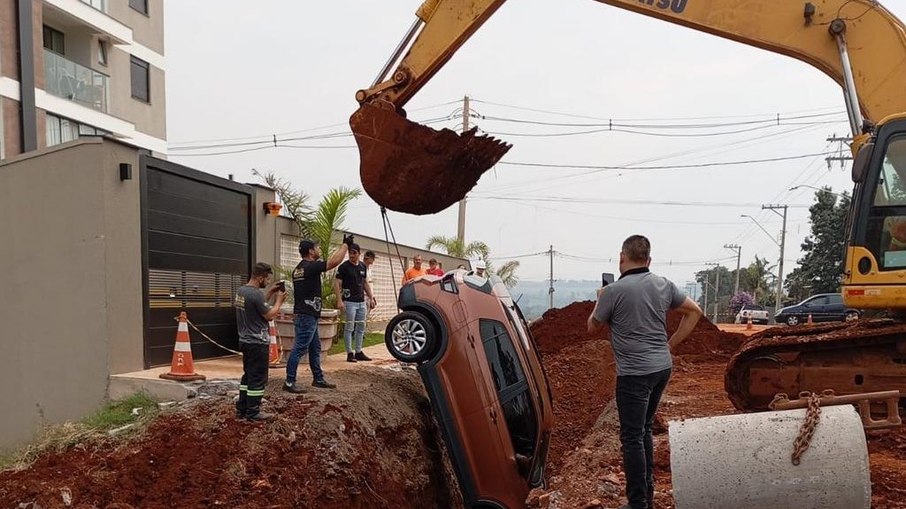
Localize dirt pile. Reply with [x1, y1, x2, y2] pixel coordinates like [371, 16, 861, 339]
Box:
[0, 369, 462, 509]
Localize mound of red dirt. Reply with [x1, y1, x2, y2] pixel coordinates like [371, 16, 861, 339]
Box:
[530, 301, 745, 474]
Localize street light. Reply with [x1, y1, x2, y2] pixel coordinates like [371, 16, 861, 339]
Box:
[789, 185, 842, 197]
[740, 215, 781, 247]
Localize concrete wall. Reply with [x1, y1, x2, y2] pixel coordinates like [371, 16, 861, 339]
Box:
[0, 138, 144, 452]
[107, 0, 164, 55]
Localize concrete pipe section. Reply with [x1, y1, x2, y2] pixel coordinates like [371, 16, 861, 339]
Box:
[669, 405, 870, 509]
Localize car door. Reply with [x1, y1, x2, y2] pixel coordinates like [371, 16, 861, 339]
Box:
[826, 294, 845, 321]
[810, 296, 830, 321]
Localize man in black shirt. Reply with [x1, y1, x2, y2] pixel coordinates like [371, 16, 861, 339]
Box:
[235, 262, 286, 421]
[334, 243, 377, 362]
[284, 235, 352, 393]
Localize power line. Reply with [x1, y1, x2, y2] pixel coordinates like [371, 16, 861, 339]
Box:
[497, 151, 833, 172]
[472, 195, 808, 208]
[479, 120, 843, 139]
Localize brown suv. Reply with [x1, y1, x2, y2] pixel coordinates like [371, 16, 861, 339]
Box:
[386, 271, 553, 509]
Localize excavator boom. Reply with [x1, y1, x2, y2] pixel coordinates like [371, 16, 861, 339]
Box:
[352, 0, 906, 215]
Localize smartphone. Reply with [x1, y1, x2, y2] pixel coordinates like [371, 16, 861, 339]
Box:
[601, 272, 615, 287]
[276, 280, 287, 292]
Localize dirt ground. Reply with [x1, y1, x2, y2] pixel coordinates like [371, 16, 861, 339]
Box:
[3, 302, 906, 509]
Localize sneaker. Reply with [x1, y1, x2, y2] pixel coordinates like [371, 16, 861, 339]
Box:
[346, 352, 358, 363]
[245, 411, 275, 422]
[354, 351, 372, 361]
[282, 383, 307, 394]
[312, 379, 337, 389]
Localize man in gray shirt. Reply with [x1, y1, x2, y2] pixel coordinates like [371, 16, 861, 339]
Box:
[588, 235, 702, 509]
[235, 262, 286, 421]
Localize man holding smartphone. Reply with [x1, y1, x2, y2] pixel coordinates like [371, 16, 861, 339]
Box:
[234, 262, 286, 421]
[587, 235, 702, 509]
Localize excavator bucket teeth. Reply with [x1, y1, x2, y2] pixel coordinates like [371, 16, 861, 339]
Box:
[350, 103, 511, 215]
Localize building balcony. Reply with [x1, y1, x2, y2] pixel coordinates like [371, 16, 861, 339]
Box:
[43, 49, 108, 113]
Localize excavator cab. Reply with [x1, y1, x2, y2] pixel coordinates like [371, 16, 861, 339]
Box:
[844, 117, 906, 309]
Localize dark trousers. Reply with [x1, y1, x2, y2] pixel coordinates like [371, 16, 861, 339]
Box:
[237, 342, 270, 418]
[616, 367, 672, 509]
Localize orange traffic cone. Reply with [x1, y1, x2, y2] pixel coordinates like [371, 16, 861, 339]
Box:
[160, 311, 206, 382]
[268, 320, 284, 368]
[807, 313, 814, 326]
[746, 315, 753, 331]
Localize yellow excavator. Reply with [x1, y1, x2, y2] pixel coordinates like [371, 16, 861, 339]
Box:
[351, 0, 906, 417]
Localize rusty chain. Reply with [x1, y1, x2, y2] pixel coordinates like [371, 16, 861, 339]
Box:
[790, 392, 822, 466]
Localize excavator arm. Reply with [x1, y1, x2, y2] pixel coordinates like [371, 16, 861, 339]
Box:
[351, 0, 906, 215]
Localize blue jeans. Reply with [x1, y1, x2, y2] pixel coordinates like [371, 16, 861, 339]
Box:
[285, 314, 324, 385]
[343, 301, 367, 353]
[616, 367, 672, 509]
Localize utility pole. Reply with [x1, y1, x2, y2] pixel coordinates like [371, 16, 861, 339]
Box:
[705, 262, 720, 323]
[826, 134, 853, 170]
[456, 95, 470, 243]
[724, 244, 742, 296]
[548, 245, 555, 310]
[763, 204, 788, 315]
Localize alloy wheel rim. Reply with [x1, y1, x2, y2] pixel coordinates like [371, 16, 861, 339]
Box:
[392, 319, 427, 356]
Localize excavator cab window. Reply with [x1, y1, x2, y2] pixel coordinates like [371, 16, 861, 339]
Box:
[867, 136, 906, 268]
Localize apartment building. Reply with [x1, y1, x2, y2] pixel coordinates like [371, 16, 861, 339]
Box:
[0, 0, 165, 160]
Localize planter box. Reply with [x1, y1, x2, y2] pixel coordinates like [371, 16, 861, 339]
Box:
[275, 308, 340, 353]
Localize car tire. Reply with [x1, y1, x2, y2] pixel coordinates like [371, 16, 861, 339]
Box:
[845, 310, 860, 322]
[385, 310, 437, 363]
[786, 315, 799, 326]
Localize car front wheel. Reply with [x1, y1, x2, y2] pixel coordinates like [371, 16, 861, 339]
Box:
[385, 310, 437, 363]
[786, 315, 799, 326]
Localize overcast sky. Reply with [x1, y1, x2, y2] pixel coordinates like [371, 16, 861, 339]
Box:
[163, 1, 906, 287]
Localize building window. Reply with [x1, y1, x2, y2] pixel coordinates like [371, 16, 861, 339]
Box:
[42, 25, 65, 54]
[129, 0, 148, 15]
[97, 40, 108, 66]
[130, 56, 150, 102]
[46, 114, 110, 148]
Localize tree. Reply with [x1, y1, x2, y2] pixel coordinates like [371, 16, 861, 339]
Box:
[784, 187, 851, 300]
[729, 292, 755, 316]
[496, 260, 520, 288]
[425, 236, 490, 260]
[695, 264, 734, 320]
[256, 170, 361, 308]
[739, 256, 775, 307]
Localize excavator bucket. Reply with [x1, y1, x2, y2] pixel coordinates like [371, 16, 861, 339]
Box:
[350, 103, 511, 215]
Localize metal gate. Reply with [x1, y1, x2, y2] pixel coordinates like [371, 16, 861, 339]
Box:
[140, 156, 253, 367]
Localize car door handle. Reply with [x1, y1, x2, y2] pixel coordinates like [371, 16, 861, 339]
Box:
[489, 408, 498, 424]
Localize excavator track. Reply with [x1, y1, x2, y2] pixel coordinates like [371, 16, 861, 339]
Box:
[725, 319, 906, 412]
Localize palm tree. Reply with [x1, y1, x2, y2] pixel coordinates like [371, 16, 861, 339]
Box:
[425, 235, 490, 260]
[495, 260, 520, 288]
[255, 170, 361, 308]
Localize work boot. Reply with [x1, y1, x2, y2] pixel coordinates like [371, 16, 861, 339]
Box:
[312, 379, 337, 389]
[245, 411, 275, 422]
[346, 352, 357, 363]
[354, 351, 372, 361]
[282, 382, 307, 394]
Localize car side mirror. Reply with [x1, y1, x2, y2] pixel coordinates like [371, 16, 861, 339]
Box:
[852, 142, 874, 183]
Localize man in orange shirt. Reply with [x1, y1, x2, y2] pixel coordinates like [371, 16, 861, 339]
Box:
[402, 255, 427, 284]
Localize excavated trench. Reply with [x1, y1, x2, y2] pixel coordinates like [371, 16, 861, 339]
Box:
[3, 302, 906, 508]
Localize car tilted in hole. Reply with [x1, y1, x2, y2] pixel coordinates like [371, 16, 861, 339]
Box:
[386, 270, 554, 509]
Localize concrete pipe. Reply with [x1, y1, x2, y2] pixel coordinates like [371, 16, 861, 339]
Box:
[669, 405, 870, 509]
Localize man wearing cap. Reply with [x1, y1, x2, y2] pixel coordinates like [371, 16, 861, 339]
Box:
[402, 255, 427, 284]
[425, 258, 444, 277]
[284, 234, 353, 393]
[472, 260, 487, 278]
[334, 244, 377, 363]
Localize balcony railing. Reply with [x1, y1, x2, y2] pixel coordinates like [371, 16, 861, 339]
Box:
[80, 0, 107, 12]
[43, 49, 108, 113]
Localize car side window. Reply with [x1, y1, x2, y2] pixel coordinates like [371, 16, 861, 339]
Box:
[479, 319, 538, 472]
[828, 294, 843, 305]
[480, 319, 526, 391]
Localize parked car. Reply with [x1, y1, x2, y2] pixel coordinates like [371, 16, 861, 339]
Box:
[774, 293, 861, 326]
[734, 304, 770, 325]
[385, 271, 553, 509]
